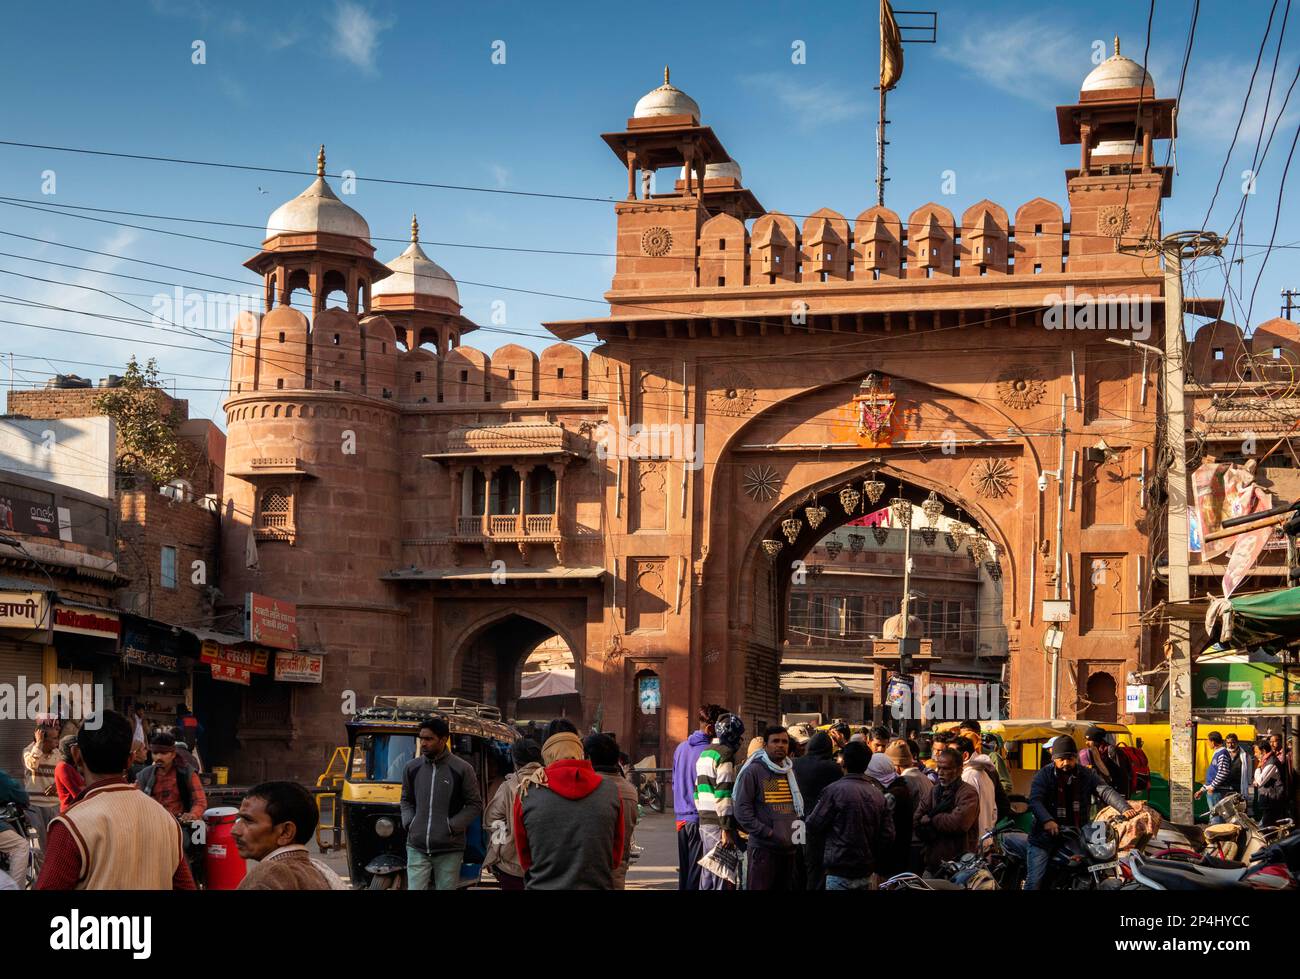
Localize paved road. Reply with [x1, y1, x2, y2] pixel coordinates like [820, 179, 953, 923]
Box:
[316, 810, 678, 890]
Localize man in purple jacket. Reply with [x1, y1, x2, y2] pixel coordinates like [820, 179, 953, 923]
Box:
[673, 704, 725, 889]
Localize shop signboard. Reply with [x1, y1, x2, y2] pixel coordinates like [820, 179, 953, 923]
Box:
[200, 640, 268, 675]
[1125, 684, 1150, 713]
[0, 590, 49, 631]
[210, 662, 251, 686]
[121, 646, 180, 673]
[0, 492, 68, 541]
[246, 593, 298, 651]
[1194, 661, 1300, 714]
[52, 604, 120, 639]
[274, 651, 323, 683]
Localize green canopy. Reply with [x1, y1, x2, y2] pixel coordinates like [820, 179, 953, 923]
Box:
[1229, 587, 1300, 648]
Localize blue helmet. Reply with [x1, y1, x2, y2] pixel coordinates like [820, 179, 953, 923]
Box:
[715, 713, 745, 749]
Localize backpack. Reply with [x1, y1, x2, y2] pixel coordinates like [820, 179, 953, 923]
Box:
[1118, 746, 1149, 793]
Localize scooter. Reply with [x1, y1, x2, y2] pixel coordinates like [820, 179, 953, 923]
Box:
[1122, 844, 1296, 890]
[0, 803, 39, 889]
[998, 819, 1128, 890]
[1199, 793, 1294, 864]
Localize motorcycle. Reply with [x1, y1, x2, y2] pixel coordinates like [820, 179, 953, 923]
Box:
[628, 768, 665, 814]
[1122, 842, 1296, 890]
[998, 819, 1128, 890]
[0, 803, 39, 889]
[1198, 793, 1294, 864]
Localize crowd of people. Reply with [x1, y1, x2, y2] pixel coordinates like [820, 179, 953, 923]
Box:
[671, 707, 1299, 891]
[0, 711, 342, 891]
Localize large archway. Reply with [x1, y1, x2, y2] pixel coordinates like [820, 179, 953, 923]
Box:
[732, 459, 1016, 733]
[451, 612, 578, 723]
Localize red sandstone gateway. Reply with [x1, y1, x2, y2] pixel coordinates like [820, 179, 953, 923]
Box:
[219, 41, 1210, 773]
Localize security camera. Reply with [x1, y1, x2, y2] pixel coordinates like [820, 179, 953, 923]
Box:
[1037, 473, 1048, 492]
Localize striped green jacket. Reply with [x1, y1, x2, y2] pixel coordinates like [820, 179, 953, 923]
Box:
[695, 742, 737, 829]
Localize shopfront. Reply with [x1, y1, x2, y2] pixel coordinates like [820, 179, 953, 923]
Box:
[117, 614, 198, 743]
[51, 600, 120, 720]
[0, 583, 52, 772]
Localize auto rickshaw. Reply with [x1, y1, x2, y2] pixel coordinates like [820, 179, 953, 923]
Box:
[340, 695, 516, 889]
[923, 719, 1161, 830]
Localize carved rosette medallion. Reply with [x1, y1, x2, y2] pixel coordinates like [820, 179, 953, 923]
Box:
[743, 465, 781, 502]
[712, 369, 757, 416]
[641, 226, 673, 257]
[971, 458, 1016, 499]
[997, 367, 1047, 410]
[1097, 205, 1130, 239]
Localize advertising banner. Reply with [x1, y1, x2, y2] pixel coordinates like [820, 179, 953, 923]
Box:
[246, 593, 298, 651]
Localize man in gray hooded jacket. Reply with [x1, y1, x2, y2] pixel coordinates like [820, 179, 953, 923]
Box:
[400, 715, 482, 890]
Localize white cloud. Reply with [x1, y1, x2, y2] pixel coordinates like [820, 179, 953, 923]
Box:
[739, 72, 868, 128]
[936, 16, 1086, 107]
[490, 164, 510, 188]
[1176, 55, 1300, 155]
[330, 2, 391, 74]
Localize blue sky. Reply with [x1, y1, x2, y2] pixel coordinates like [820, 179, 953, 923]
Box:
[0, 0, 1296, 424]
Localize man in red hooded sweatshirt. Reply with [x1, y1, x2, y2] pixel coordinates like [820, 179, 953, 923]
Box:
[512, 728, 624, 890]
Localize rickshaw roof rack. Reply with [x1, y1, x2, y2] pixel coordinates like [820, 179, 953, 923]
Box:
[370, 695, 503, 723]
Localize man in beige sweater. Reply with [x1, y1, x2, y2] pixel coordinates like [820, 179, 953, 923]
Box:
[233, 781, 344, 890]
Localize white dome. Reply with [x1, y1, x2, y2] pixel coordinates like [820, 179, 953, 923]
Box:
[633, 67, 700, 121]
[371, 216, 459, 304]
[265, 147, 369, 240]
[1082, 37, 1154, 92]
[679, 160, 742, 182]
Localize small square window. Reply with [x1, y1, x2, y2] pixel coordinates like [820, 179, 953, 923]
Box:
[1213, 349, 1225, 361]
[1274, 346, 1283, 359]
[719, 239, 726, 251]
[332, 334, 340, 345]
[717, 276, 725, 286]
[556, 367, 565, 379]
[508, 368, 516, 381]
[415, 371, 423, 383]
[1034, 264, 1042, 274]
[277, 378, 284, 390]
[460, 370, 469, 383]
[333, 380, 341, 391]
[278, 332, 286, 343]
[1035, 224, 1043, 235]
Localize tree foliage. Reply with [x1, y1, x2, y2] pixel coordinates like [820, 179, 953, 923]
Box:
[92, 357, 188, 488]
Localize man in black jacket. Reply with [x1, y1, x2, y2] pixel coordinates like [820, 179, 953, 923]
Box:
[793, 730, 842, 889]
[400, 715, 482, 890]
[1026, 735, 1134, 890]
[805, 742, 893, 889]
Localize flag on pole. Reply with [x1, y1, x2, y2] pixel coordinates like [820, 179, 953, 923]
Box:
[880, 0, 905, 91]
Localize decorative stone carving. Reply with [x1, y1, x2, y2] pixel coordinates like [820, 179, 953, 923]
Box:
[712, 369, 757, 416]
[971, 458, 1015, 499]
[1096, 205, 1130, 239]
[996, 367, 1047, 410]
[641, 226, 673, 257]
[743, 465, 781, 502]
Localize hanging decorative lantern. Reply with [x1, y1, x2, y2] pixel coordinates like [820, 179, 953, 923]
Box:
[949, 519, 970, 552]
[922, 490, 944, 528]
[781, 515, 803, 544]
[864, 473, 885, 505]
[871, 524, 889, 546]
[920, 526, 938, 547]
[761, 539, 784, 559]
[805, 495, 828, 530]
[823, 538, 844, 560]
[969, 533, 990, 565]
[839, 485, 861, 515]
[890, 495, 912, 530]
[986, 560, 1003, 581]
[847, 533, 866, 556]
[944, 531, 959, 552]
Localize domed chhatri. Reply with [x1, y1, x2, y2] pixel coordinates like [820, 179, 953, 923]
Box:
[265, 145, 371, 241]
[1081, 35, 1155, 93]
[680, 159, 742, 182]
[633, 66, 701, 122]
[371, 213, 460, 304]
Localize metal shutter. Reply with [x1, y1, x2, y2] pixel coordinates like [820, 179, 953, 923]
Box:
[0, 642, 45, 774]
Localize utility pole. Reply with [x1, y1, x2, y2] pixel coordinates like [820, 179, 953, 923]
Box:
[1125, 230, 1224, 823]
[1052, 394, 1066, 717]
[1283, 287, 1299, 321]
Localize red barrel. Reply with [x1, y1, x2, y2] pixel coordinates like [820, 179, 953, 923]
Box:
[203, 806, 247, 890]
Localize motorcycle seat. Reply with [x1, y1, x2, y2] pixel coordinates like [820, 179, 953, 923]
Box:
[1197, 854, 1246, 871]
[1139, 861, 1245, 890]
[1203, 824, 1239, 841]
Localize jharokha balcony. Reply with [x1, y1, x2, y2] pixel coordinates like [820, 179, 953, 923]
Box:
[454, 512, 558, 540]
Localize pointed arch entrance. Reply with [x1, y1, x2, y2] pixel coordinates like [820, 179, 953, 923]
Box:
[449, 609, 582, 723]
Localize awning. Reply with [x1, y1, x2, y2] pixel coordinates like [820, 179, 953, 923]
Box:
[520, 669, 577, 700]
[1225, 587, 1300, 648]
[780, 671, 874, 695]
